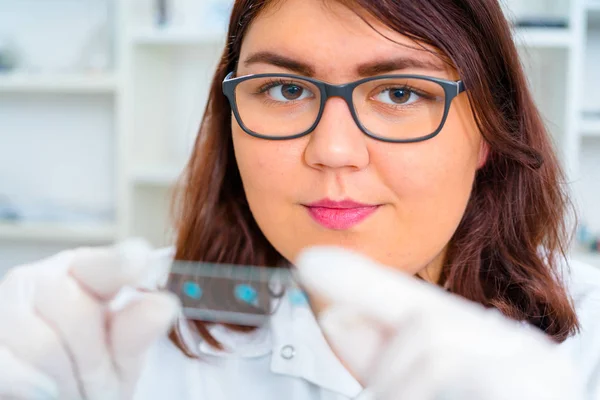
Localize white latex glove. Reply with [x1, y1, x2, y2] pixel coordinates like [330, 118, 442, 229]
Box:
[0, 239, 179, 400]
[296, 247, 584, 400]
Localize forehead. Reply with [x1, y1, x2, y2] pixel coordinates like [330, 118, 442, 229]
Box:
[239, 0, 453, 80]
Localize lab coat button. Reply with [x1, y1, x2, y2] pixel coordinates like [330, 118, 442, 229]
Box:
[280, 345, 295, 360]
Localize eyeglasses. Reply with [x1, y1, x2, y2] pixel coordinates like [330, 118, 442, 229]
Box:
[222, 72, 465, 143]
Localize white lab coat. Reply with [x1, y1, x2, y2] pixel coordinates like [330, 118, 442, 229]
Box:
[133, 258, 600, 400]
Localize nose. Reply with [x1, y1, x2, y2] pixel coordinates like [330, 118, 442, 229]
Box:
[304, 97, 369, 171]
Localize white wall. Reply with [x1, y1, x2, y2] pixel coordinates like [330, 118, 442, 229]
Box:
[0, 93, 115, 216]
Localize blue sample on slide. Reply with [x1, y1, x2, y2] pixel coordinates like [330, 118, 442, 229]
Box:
[183, 281, 203, 299]
[235, 284, 258, 305]
[289, 289, 309, 306]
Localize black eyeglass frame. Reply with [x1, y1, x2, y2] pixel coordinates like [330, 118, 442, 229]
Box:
[222, 71, 466, 143]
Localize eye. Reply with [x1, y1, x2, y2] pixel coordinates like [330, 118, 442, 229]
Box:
[374, 87, 420, 105]
[267, 83, 312, 101]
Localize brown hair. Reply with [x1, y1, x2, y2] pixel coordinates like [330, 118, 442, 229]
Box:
[170, 0, 579, 354]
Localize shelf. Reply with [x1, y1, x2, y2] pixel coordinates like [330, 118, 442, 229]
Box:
[131, 27, 226, 46]
[588, 1, 600, 11]
[573, 251, 600, 269]
[582, 117, 600, 137]
[130, 164, 184, 186]
[0, 221, 117, 244]
[0, 72, 117, 94]
[513, 27, 574, 48]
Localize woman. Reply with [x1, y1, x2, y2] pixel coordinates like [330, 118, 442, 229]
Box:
[0, 0, 599, 399]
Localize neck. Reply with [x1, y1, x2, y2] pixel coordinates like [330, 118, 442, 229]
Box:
[416, 248, 447, 285]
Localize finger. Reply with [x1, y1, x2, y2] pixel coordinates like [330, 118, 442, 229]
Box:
[69, 239, 167, 301]
[295, 247, 439, 385]
[109, 291, 180, 398]
[317, 306, 388, 384]
[0, 267, 83, 399]
[0, 346, 58, 400]
[295, 246, 463, 324]
[33, 270, 120, 400]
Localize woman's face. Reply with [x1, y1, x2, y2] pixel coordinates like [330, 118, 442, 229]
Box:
[232, 0, 487, 280]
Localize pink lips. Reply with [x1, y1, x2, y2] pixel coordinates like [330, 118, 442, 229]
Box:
[304, 199, 379, 230]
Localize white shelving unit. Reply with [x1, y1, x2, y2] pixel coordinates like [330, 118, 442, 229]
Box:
[0, 0, 122, 272]
[122, 26, 224, 191]
[574, 1, 600, 268]
[115, 0, 229, 248]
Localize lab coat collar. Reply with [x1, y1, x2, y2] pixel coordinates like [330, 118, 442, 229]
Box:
[180, 294, 363, 398]
[199, 323, 273, 358]
[268, 292, 363, 398]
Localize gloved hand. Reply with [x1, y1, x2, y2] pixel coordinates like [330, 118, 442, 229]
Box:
[296, 247, 584, 400]
[0, 239, 179, 400]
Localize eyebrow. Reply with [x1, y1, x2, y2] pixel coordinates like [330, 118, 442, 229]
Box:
[242, 51, 447, 77]
[244, 51, 316, 76]
[356, 56, 447, 76]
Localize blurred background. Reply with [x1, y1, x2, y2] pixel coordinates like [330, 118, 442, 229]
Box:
[0, 0, 598, 275]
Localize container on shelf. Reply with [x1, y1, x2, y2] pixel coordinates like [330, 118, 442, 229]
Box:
[0, 36, 19, 72]
[155, 0, 171, 27]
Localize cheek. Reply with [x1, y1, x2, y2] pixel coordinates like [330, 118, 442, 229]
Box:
[374, 98, 483, 257]
[381, 127, 480, 197]
[400, 97, 481, 197]
[233, 129, 304, 188]
[231, 121, 305, 236]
